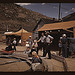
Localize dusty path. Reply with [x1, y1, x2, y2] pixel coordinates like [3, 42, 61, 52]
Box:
[65, 58, 75, 71]
[0, 43, 75, 72]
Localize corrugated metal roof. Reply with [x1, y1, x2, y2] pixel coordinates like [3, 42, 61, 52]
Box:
[38, 20, 75, 31]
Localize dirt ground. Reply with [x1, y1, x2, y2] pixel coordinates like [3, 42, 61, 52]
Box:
[0, 42, 75, 72]
[0, 43, 25, 52]
[0, 42, 57, 57]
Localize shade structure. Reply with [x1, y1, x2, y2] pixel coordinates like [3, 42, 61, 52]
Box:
[4, 29, 32, 45]
[13, 29, 29, 36]
[38, 20, 75, 31]
[4, 29, 29, 36]
[4, 32, 15, 35]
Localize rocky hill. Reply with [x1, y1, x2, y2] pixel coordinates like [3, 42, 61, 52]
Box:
[0, 3, 52, 33]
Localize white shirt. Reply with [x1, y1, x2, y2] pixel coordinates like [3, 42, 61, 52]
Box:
[13, 40, 16, 44]
[19, 40, 21, 43]
[26, 41, 29, 47]
[40, 36, 46, 43]
[46, 35, 53, 43]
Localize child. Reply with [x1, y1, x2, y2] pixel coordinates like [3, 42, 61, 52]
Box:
[25, 40, 29, 50]
[31, 46, 36, 55]
[31, 40, 38, 54]
[25, 40, 31, 58]
[31, 51, 42, 71]
[58, 40, 62, 56]
[32, 51, 42, 63]
[32, 40, 38, 50]
[25, 47, 31, 57]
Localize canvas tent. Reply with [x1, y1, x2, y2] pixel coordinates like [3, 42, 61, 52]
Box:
[4, 32, 15, 35]
[4, 29, 29, 36]
[4, 29, 32, 45]
[13, 29, 29, 36]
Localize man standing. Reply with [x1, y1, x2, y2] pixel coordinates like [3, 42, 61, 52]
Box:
[13, 38, 17, 51]
[60, 34, 68, 58]
[37, 33, 46, 56]
[45, 32, 54, 59]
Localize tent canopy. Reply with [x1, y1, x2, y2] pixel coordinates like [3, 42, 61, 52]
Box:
[38, 20, 75, 31]
[4, 32, 15, 35]
[13, 29, 29, 36]
[4, 29, 29, 36]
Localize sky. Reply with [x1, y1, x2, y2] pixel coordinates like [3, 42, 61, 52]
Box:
[16, 3, 75, 19]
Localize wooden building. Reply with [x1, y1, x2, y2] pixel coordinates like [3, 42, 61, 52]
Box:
[62, 12, 75, 22]
[32, 18, 59, 40]
[38, 20, 75, 50]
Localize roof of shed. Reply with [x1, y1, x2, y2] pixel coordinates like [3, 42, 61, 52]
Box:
[38, 20, 75, 31]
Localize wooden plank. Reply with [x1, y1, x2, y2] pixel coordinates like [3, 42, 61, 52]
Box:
[63, 29, 73, 33]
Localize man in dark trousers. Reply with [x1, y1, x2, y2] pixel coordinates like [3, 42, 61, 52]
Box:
[45, 32, 54, 59]
[60, 34, 68, 58]
[13, 38, 17, 51]
[37, 33, 46, 57]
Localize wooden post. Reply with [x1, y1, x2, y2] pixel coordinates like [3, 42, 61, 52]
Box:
[73, 27, 75, 38]
[58, 3, 61, 20]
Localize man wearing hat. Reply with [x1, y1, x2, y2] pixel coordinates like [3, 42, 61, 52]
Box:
[60, 34, 68, 58]
[45, 32, 54, 59]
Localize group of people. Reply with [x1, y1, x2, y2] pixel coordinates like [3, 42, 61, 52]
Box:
[5, 38, 17, 51]
[25, 32, 54, 61]
[24, 37, 42, 63]
[37, 32, 54, 59]
[58, 34, 75, 58]
[25, 32, 75, 61]
[58, 34, 68, 58]
[2, 32, 74, 71]
[5, 32, 75, 59]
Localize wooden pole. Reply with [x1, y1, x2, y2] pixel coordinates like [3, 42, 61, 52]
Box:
[58, 3, 61, 20]
[73, 27, 75, 38]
